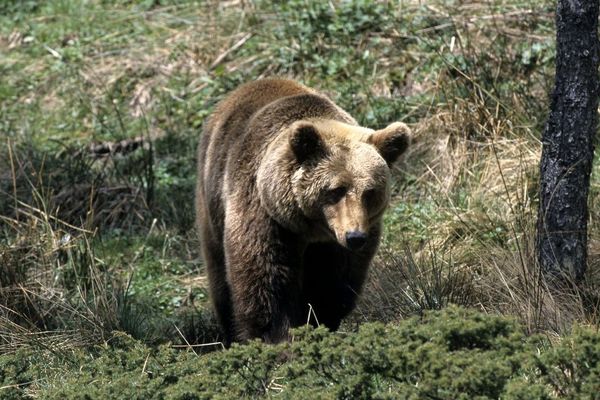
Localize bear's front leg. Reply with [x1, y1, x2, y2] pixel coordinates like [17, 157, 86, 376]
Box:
[224, 211, 304, 343]
[302, 224, 382, 331]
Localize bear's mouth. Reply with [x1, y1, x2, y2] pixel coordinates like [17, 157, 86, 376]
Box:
[324, 225, 339, 243]
[330, 228, 357, 250]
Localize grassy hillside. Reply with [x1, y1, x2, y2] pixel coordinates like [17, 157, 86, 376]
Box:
[1, 0, 600, 398]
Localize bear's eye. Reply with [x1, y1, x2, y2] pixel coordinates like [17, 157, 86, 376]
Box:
[363, 189, 379, 206]
[325, 186, 347, 205]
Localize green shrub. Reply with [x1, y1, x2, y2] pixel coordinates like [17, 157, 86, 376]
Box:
[6, 307, 600, 400]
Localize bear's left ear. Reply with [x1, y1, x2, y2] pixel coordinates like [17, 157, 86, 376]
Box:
[368, 122, 411, 166]
[289, 122, 326, 163]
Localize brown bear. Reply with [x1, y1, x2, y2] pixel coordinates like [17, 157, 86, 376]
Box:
[195, 78, 410, 344]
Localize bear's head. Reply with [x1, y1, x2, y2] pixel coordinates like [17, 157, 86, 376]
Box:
[257, 119, 410, 250]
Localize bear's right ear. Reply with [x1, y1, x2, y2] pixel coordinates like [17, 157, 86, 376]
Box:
[289, 123, 326, 163]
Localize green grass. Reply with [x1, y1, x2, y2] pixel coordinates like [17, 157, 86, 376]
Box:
[2, 0, 600, 398]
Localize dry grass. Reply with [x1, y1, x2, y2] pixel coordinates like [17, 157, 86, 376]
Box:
[1, 140, 153, 230]
[0, 208, 119, 352]
[353, 0, 600, 335]
[356, 245, 477, 323]
[359, 70, 600, 336]
[0, 199, 221, 352]
[0, 143, 220, 352]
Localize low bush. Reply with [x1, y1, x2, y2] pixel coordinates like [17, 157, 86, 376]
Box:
[1, 306, 599, 399]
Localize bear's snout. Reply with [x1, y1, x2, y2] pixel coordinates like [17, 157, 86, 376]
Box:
[345, 230, 367, 250]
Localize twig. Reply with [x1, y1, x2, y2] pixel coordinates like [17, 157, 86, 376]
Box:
[6, 141, 19, 220]
[210, 33, 252, 70]
[141, 353, 150, 376]
[173, 324, 197, 355]
[171, 342, 225, 349]
[306, 303, 320, 326]
[0, 380, 40, 391]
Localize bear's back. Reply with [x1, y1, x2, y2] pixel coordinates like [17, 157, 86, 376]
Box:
[201, 79, 312, 154]
[196, 79, 317, 234]
[197, 79, 311, 188]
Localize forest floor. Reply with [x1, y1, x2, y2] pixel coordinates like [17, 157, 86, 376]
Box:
[1, 0, 600, 398]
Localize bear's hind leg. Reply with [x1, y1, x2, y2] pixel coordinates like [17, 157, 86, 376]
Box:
[200, 225, 235, 346]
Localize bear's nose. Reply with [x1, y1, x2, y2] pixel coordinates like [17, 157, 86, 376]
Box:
[345, 231, 367, 250]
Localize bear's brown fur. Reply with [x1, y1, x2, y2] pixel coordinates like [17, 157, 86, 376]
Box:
[195, 78, 410, 344]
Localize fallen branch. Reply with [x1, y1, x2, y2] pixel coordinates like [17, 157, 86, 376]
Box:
[89, 136, 146, 158]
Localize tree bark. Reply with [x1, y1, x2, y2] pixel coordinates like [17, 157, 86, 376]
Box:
[537, 0, 599, 281]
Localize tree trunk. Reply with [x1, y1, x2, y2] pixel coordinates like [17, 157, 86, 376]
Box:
[537, 0, 599, 281]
